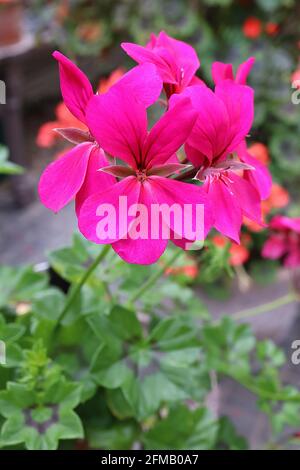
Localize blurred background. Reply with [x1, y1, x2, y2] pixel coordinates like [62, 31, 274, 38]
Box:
[0, 0, 300, 448]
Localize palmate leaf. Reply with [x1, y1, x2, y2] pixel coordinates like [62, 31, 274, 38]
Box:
[142, 405, 218, 450]
[202, 317, 300, 425]
[88, 306, 210, 421]
[0, 379, 83, 450]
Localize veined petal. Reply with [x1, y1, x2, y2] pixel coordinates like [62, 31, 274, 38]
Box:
[121, 42, 178, 84]
[86, 88, 147, 169]
[143, 97, 198, 168]
[226, 172, 262, 225]
[53, 51, 93, 124]
[215, 81, 254, 154]
[205, 178, 242, 243]
[38, 142, 92, 212]
[212, 62, 234, 85]
[239, 149, 272, 200]
[115, 63, 163, 108]
[156, 31, 200, 87]
[174, 87, 230, 164]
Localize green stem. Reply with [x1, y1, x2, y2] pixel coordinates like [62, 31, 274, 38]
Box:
[229, 372, 300, 403]
[55, 245, 111, 327]
[231, 292, 298, 321]
[128, 249, 184, 305]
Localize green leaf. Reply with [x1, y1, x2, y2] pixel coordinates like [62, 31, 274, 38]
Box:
[216, 417, 248, 450]
[202, 317, 255, 375]
[0, 266, 47, 308]
[143, 405, 218, 450]
[0, 145, 23, 175]
[87, 421, 138, 450]
[91, 311, 209, 420]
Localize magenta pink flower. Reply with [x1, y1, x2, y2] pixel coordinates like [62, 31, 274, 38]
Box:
[38, 51, 162, 214]
[122, 31, 202, 98]
[210, 57, 271, 201]
[172, 80, 265, 242]
[262, 216, 300, 268]
[212, 57, 255, 86]
[78, 87, 212, 264]
[236, 141, 272, 201]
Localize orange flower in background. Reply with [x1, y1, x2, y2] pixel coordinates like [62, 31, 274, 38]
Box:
[242, 17, 262, 39]
[229, 243, 250, 266]
[212, 235, 227, 249]
[266, 183, 290, 210]
[55, 0, 70, 23]
[265, 22, 279, 36]
[36, 102, 86, 148]
[212, 234, 251, 266]
[76, 22, 102, 43]
[244, 183, 290, 232]
[97, 68, 126, 94]
[247, 142, 270, 165]
[164, 257, 198, 279]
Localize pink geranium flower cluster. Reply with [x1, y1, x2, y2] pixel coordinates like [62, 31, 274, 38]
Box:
[39, 32, 272, 264]
[262, 216, 300, 268]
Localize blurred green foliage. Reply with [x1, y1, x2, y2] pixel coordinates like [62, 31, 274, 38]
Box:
[0, 237, 300, 449]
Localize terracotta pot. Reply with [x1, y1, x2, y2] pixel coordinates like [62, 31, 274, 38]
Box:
[0, 1, 24, 47]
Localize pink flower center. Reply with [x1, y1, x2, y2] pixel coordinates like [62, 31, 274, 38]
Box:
[136, 169, 148, 183]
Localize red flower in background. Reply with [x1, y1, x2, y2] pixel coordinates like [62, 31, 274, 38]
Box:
[262, 216, 300, 268]
[265, 22, 279, 36]
[242, 17, 262, 39]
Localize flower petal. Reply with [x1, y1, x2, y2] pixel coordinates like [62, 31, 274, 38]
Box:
[148, 176, 212, 242]
[53, 51, 93, 124]
[175, 86, 230, 164]
[115, 63, 163, 108]
[112, 180, 168, 264]
[121, 42, 175, 82]
[262, 235, 287, 259]
[226, 172, 262, 225]
[86, 88, 147, 169]
[143, 97, 198, 167]
[235, 57, 255, 85]
[212, 62, 234, 85]
[78, 176, 140, 244]
[38, 142, 92, 212]
[239, 149, 272, 200]
[205, 178, 242, 243]
[75, 146, 115, 216]
[215, 81, 254, 154]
